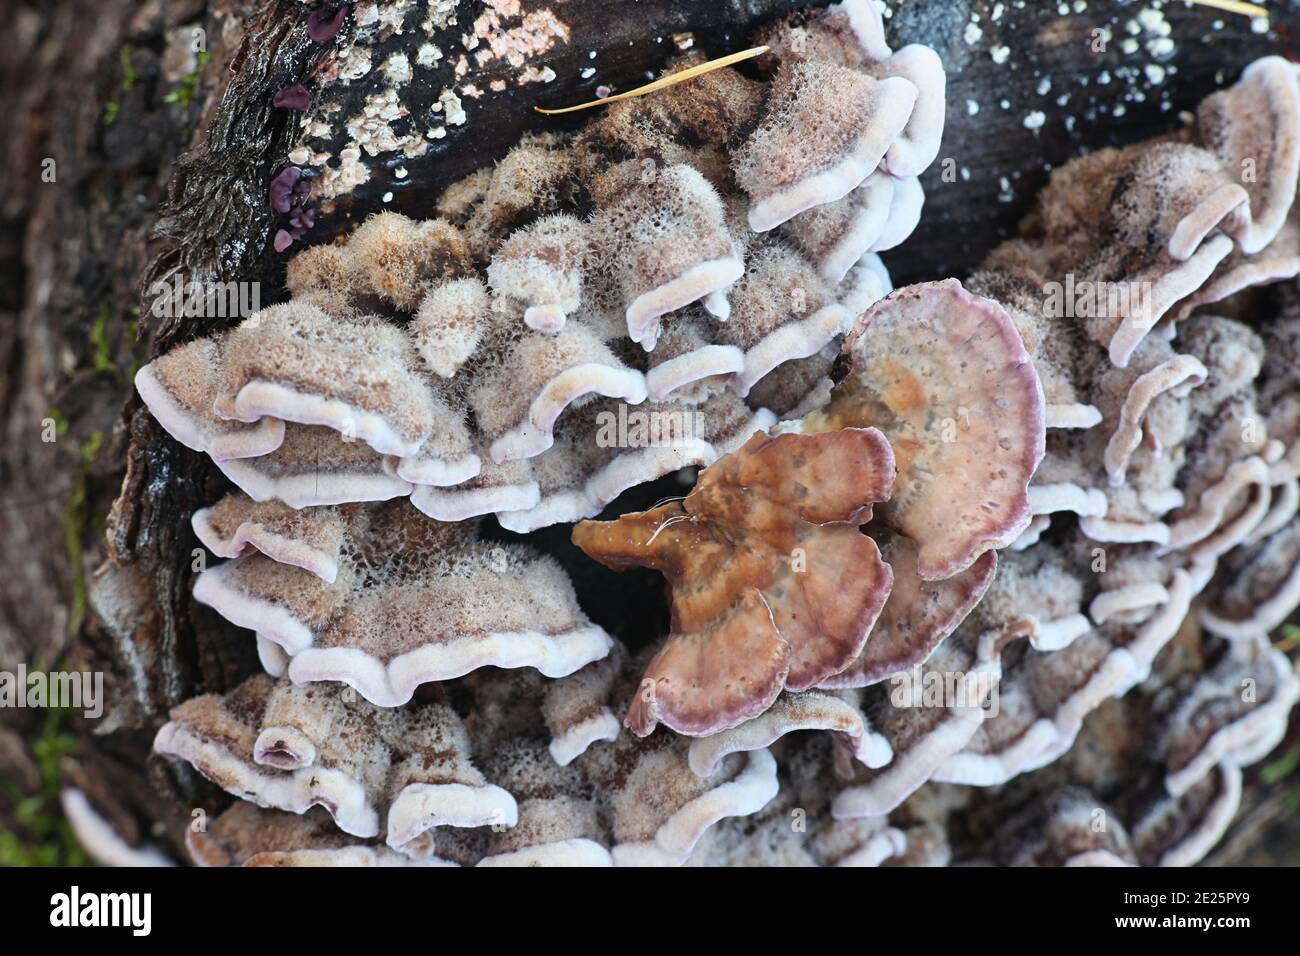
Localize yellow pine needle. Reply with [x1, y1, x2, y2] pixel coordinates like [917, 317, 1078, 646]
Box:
[1186, 0, 1268, 17]
[535, 45, 769, 115]
[1275, 628, 1300, 654]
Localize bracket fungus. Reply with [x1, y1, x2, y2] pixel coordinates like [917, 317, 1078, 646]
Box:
[126, 26, 1300, 869]
[136, 0, 946, 536]
[575, 428, 897, 737]
[803, 279, 1046, 580]
[191, 501, 612, 706]
[154, 676, 518, 851]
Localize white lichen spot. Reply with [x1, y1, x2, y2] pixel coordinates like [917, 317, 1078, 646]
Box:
[1023, 110, 1046, 131]
[581, 66, 595, 79]
[416, 43, 443, 69]
[317, 144, 370, 200]
[1251, 17, 1270, 34]
[353, 0, 417, 38]
[423, 0, 459, 35]
[471, 1, 571, 71]
[346, 89, 428, 159]
[336, 46, 373, 82]
[439, 88, 467, 126]
[1137, 7, 1170, 35]
[518, 64, 557, 84]
[966, 99, 980, 116]
[991, 45, 1010, 65]
[383, 53, 412, 85]
[1144, 63, 1165, 85]
[963, 22, 983, 45]
[1148, 36, 1175, 58]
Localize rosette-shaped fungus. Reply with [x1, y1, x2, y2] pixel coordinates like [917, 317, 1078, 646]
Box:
[575, 428, 897, 736]
[573, 279, 1047, 747]
[736, 0, 945, 234]
[733, 59, 917, 233]
[187, 803, 458, 867]
[748, 0, 944, 271]
[803, 279, 1046, 579]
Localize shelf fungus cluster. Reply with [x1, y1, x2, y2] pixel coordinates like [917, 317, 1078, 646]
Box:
[131, 16, 1300, 866]
[136, 0, 942, 535]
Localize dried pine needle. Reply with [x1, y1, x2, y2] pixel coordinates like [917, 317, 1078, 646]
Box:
[535, 45, 769, 115]
[1186, 0, 1268, 18]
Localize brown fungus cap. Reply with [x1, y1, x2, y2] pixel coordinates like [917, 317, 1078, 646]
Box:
[573, 428, 896, 736]
[804, 279, 1046, 580]
[820, 531, 997, 689]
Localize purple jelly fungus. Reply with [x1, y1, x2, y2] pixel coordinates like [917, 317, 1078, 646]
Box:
[269, 166, 303, 213]
[273, 84, 312, 111]
[307, 5, 348, 43]
[274, 229, 294, 253]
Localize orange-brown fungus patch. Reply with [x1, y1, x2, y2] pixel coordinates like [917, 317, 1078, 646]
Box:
[572, 428, 896, 736]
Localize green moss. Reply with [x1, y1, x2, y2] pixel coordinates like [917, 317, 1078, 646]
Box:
[1262, 744, 1300, 786]
[90, 303, 116, 377]
[44, 409, 70, 438]
[119, 45, 137, 91]
[165, 51, 209, 108]
[103, 46, 137, 126]
[0, 708, 87, 867]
